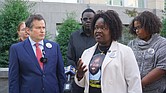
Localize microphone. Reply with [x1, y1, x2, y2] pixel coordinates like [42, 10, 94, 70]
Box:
[65, 65, 76, 76]
[64, 65, 76, 93]
[40, 49, 47, 63]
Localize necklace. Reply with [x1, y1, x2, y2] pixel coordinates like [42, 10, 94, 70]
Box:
[98, 45, 110, 55]
[98, 46, 105, 55]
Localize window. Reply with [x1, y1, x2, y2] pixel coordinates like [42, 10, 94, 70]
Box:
[138, 0, 145, 8]
[124, 0, 138, 7]
[107, 0, 146, 8]
[109, 0, 122, 6]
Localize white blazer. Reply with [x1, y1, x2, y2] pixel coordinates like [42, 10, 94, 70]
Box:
[75, 41, 142, 93]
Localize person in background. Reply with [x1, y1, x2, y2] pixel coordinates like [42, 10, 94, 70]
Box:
[66, 8, 96, 93]
[75, 10, 142, 93]
[9, 14, 66, 93]
[128, 11, 166, 93]
[17, 21, 29, 41]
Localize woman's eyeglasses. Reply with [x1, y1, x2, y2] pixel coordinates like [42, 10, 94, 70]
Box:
[133, 25, 142, 32]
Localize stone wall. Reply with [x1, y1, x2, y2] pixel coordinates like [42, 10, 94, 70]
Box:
[0, 68, 8, 93]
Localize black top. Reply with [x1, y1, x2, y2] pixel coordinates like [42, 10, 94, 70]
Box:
[67, 28, 96, 68]
[89, 45, 110, 93]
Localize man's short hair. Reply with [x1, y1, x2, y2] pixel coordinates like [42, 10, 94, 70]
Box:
[81, 8, 95, 17]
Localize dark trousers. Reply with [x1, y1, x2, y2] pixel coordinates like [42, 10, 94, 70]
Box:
[163, 89, 166, 93]
[71, 80, 84, 93]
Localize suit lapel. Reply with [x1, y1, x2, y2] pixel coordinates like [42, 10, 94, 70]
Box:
[23, 39, 43, 72]
[43, 40, 49, 70]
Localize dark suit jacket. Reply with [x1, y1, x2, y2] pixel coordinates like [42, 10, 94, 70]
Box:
[9, 38, 66, 93]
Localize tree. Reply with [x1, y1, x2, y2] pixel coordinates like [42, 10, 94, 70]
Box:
[123, 8, 138, 17]
[0, 0, 34, 67]
[161, 1, 166, 38]
[161, 19, 166, 37]
[118, 25, 135, 45]
[119, 8, 138, 45]
[55, 12, 81, 66]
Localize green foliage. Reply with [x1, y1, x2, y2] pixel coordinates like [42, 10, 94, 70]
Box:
[118, 26, 135, 45]
[0, 0, 34, 67]
[124, 8, 138, 17]
[161, 1, 166, 38]
[45, 31, 53, 40]
[55, 12, 81, 66]
[161, 19, 166, 37]
[121, 8, 137, 45]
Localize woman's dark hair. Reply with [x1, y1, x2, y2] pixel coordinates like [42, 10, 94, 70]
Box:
[91, 10, 122, 41]
[129, 11, 162, 35]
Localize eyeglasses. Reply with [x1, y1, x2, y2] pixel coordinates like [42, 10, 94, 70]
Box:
[133, 25, 142, 32]
[82, 17, 93, 21]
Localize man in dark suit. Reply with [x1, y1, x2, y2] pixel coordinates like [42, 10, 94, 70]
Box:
[9, 14, 66, 93]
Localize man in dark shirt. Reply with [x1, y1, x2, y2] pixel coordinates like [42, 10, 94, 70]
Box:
[67, 8, 96, 93]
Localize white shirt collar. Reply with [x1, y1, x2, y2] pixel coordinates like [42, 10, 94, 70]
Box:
[28, 37, 44, 46]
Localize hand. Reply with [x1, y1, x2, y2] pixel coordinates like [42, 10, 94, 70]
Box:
[76, 58, 87, 81]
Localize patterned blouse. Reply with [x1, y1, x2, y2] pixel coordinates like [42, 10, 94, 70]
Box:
[128, 34, 166, 93]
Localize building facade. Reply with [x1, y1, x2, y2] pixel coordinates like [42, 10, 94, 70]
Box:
[80, 0, 164, 10]
[0, 0, 164, 39]
[31, 2, 164, 38]
[26, 0, 164, 10]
